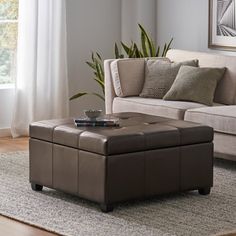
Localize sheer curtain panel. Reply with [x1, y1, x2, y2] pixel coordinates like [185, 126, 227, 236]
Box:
[11, 0, 69, 137]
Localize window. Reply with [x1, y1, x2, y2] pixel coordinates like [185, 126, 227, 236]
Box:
[0, 0, 18, 85]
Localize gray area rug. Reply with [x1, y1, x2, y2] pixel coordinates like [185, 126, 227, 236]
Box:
[0, 151, 235, 236]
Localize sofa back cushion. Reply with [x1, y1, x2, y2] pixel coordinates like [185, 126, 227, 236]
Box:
[110, 59, 145, 97]
[167, 49, 236, 105]
[111, 58, 169, 97]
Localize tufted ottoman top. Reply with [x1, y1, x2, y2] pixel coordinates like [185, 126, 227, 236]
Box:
[30, 112, 213, 155]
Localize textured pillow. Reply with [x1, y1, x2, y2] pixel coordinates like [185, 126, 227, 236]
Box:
[163, 66, 226, 106]
[111, 58, 169, 97]
[139, 59, 199, 99]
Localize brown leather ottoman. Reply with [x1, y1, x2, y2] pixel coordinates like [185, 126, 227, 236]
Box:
[29, 112, 213, 212]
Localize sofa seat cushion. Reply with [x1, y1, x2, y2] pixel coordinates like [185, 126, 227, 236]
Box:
[112, 97, 211, 120]
[184, 106, 236, 135]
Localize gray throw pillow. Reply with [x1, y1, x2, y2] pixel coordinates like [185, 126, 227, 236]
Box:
[163, 66, 226, 106]
[139, 59, 199, 99]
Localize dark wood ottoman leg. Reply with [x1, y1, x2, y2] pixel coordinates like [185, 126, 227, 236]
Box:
[31, 183, 43, 191]
[100, 204, 114, 213]
[198, 187, 211, 195]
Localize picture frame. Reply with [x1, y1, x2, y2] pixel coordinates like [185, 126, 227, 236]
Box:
[209, 0, 236, 51]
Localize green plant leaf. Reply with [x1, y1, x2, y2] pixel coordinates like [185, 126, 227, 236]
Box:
[96, 52, 102, 61]
[91, 52, 95, 62]
[141, 31, 148, 57]
[128, 42, 136, 58]
[149, 40, 156, 57]
[69, 92, 88, 101]
[94, 59, 104, 79]
[95, 61, 103, 81]
[91, 93, 105, 101]
[94, 78, 105, 92]
[133, 43, 141, 58]
[162, 43, 167, 57]
[138, 51, 144, 57]
[138, 24, 156, 57]
[69, 92, 104, 101]
[156, 46, 160, 57]
[121, 41, 131, 55]
[86, 61, 96, 70]
[165, 38, 173, 56]
[99, 63, 104, 78]
[115, 43, 120, 59]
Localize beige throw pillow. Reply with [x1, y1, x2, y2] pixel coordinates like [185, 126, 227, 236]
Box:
[139, 59, 199, 99]
[163, 66, 226, 106]
[111, 58, 170, 97]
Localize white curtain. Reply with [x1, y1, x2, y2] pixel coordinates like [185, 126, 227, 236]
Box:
[11, 0, 69, 137]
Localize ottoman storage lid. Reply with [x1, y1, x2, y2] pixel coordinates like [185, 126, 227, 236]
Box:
[30, 113, 213, 155]
[30, 118, 73, 142]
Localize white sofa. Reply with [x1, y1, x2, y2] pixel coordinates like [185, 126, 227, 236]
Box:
[104, 49, 236, 161]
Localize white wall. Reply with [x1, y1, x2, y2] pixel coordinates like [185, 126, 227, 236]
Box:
[156, 0, 236, 56]
[0, 87, 14, 136]
[121, 0, 156, 44]
[66, 0, 121, 117]
[157, 0, 208, 52]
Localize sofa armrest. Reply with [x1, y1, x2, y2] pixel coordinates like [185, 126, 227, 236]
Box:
[104, 59, 116, 114]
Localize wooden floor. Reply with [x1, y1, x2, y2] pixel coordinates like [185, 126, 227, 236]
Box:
[0, 137, 59, 236]
[0, 215, 58, 236]
[0, 136, 29, 153]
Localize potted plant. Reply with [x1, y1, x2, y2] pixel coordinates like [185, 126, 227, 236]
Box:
[70, 24, 173, 101]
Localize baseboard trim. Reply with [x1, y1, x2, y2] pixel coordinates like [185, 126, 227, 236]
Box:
[214, 152, 236, 161]
[0, 128, 11, 137]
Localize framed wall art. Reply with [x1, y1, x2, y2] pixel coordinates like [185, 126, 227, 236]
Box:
[209, 0, 236, 51]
